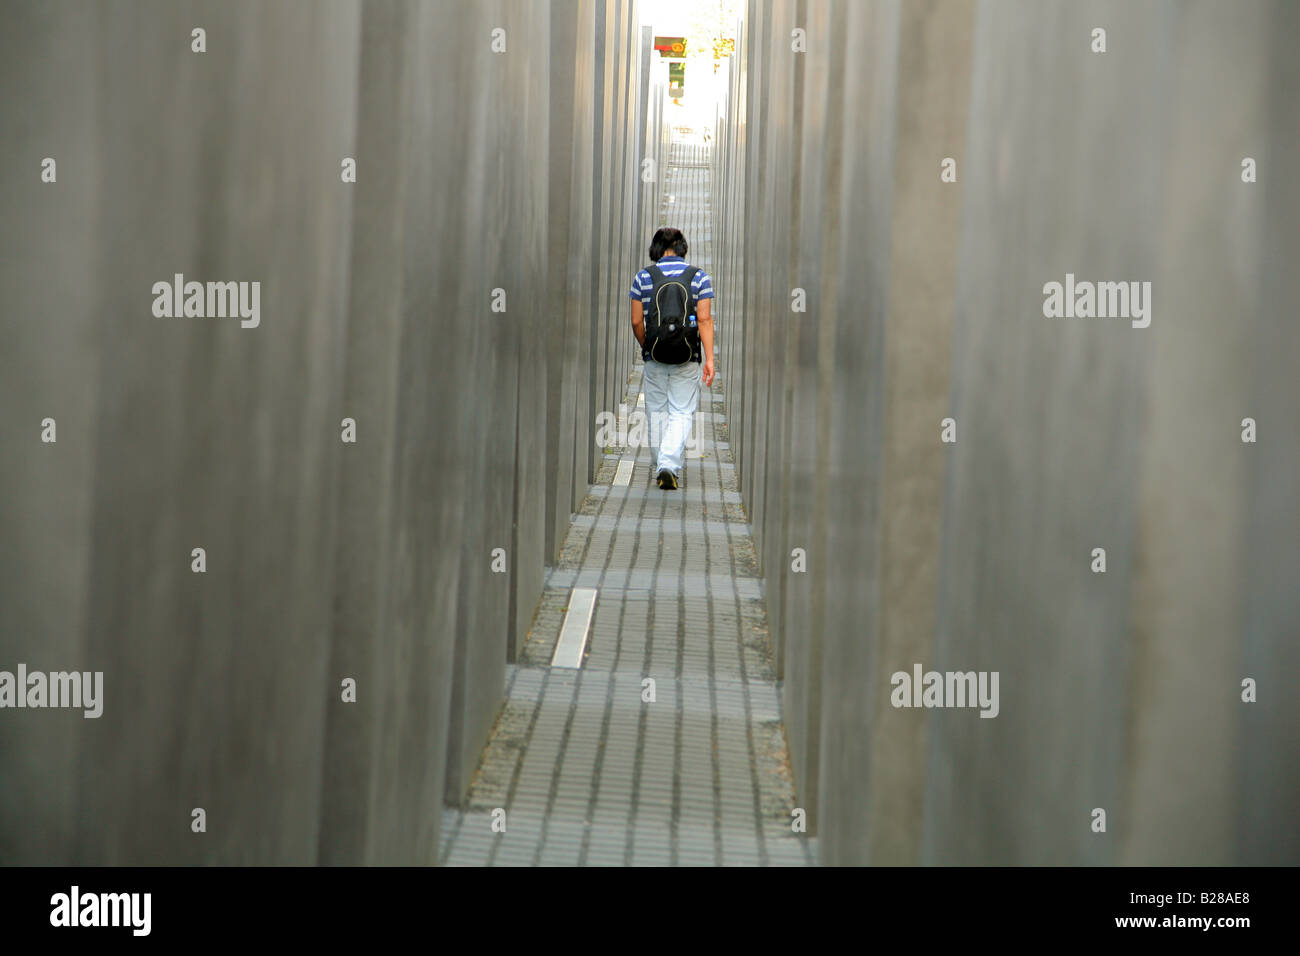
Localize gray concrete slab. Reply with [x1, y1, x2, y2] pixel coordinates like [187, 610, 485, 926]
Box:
[0, 0, 103, 866]
[713, 0, 1299, 865]
[321, 0, 451, 866]
[67, 0, 356, 864]
[864, 0, 973, 867]
[545, 0, 593, 565]
[1237, 4, 1300, 865]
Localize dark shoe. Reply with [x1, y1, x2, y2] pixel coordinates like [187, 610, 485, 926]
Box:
[658, 469, 678, 491]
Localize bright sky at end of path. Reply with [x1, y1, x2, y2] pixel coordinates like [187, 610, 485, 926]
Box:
[639, 0, 743, 131]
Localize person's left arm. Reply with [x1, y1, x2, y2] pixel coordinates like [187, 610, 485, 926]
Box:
[696, 274, 715, 386]
[697, 297, 714, 386]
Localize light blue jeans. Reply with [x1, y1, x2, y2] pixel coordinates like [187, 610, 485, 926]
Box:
[642, 358, 700, 477]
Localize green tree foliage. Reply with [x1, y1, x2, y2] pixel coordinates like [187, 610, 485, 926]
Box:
[684, 0, 741, 72]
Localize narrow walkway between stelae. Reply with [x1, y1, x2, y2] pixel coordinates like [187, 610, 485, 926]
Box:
[439, 131, 813, 866]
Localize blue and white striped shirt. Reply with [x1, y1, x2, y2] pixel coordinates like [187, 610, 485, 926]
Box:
[628, 255, 714, 305]
[629, 255, 714, 360]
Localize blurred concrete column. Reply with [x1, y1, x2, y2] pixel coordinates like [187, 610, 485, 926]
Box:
[0, 0, 102, 866]
[923, 0, 1166, 866]
[815, 0, 902, 864]
[505, 0, 550, 662]
[443, 0, 545, 802]
[71, 0, 358, 864]
[545, 0, 596, 562]
[1237, 1, 1300, 866]
[749, 0, 799, 681]
[864, 0, 975, 866]
[1121, 0, 1300, 865]
[777, 0, 849, 844]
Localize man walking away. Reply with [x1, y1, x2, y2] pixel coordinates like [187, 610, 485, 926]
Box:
[628, 227, 716, 490]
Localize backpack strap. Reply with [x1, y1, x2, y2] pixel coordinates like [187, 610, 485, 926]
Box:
[678, 266, 700, 310]
[645, 265, 667, 312]
[677, 267, 701, 361]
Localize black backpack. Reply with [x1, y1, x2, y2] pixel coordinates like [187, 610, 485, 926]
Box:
[644, 264, 700, 365]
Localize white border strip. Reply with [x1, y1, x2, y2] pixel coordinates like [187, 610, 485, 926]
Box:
[550, 587, 598, 669]
[613, 459, 634, 487]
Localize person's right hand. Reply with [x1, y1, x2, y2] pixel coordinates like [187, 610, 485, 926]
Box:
[702, 359, 716, 387]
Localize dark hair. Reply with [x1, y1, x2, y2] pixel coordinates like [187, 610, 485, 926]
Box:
[649, 227, 688, 261]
